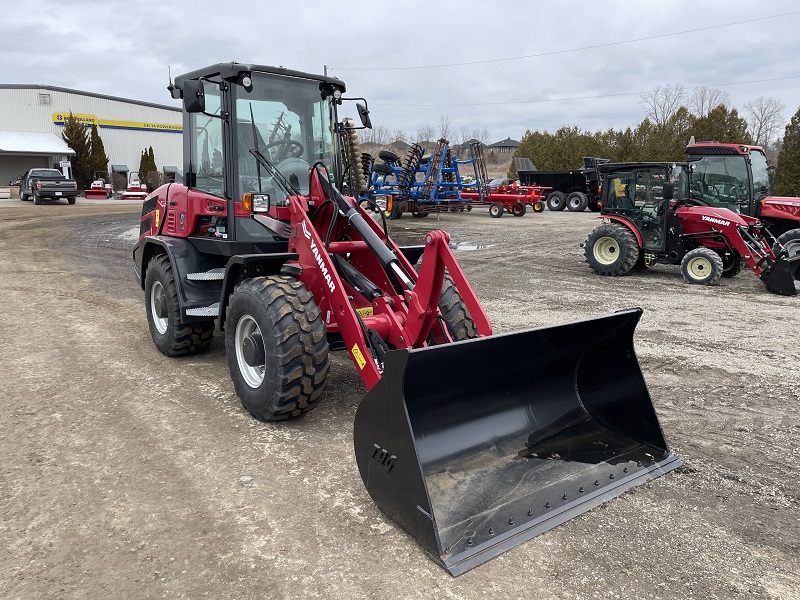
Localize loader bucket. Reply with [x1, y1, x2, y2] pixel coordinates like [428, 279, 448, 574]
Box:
[354, 308, 680, 576]
[762, 254, 800, 296]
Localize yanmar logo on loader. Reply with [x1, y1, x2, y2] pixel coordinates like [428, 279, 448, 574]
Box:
[701, 214, 731, 227]
[302, 221, 336, 293]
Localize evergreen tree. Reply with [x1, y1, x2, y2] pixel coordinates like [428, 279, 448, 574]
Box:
[61, 112, 92, 189]
[774, 106, 800, 196]
[88, 124, 109, 180]
[688, 105, 751, 145]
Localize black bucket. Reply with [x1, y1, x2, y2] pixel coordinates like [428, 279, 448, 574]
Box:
[353, 308, 680, 576]
[762, 254, 800, 296]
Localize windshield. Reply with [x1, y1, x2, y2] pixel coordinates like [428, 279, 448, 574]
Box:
[690, 155, 749, 211]
[233, 71, 334, 205]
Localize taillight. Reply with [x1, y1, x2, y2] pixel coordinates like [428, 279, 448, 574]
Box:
[36, 181, 41, 189]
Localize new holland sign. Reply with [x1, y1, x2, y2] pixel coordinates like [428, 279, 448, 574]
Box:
[53, 113, 182, 133]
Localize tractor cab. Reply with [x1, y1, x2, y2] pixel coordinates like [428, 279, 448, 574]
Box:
[598, 162, 686, 253]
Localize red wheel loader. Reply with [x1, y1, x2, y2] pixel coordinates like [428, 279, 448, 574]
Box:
[583, 162, 800, 295]
[133, 63, 681, 576]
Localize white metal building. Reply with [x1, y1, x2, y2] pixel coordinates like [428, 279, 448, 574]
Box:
[0, 85, 182, 186]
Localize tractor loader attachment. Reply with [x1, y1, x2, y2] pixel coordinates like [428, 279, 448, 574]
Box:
[761, 252, 800, 296]
[354, 307, 681, 576]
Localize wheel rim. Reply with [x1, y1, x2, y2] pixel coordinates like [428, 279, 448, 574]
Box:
[150, 281, 168, 335]
[235, 315, 265, 388]
[593, 236, 620, 265]
[784, 239, 800, 259]
[569, 198, 579, 209]
[686, 256, 711, 280]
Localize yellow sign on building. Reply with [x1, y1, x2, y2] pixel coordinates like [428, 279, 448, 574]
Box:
[52, 112, 182, 133]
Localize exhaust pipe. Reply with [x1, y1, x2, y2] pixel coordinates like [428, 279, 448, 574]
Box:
[353, 308, 681, 576]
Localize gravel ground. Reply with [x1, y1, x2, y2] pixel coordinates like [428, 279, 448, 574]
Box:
[0, 198, 797, 599]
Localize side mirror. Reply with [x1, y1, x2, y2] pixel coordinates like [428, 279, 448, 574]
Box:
[182, 80, 206, 113]
[356, 103, 372, 129]
[662, 182, 674, 200]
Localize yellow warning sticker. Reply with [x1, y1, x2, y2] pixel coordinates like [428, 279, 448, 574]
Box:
[355, 307, 374, 317]
[351, 344, 367, 370]
[155, 209, 160, 227]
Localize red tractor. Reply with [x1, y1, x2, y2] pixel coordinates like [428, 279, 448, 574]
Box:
[685, 142, 800, 256]
[133, 63, 681, 575]
[583, 162, 800, 295]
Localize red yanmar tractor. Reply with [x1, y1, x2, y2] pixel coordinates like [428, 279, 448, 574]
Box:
[583, 162, 800, 295]
[133, 63, 681, 576]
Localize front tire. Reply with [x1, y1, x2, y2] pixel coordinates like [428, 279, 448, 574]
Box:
[546, 191, 566, 211]
[144, 255, 214, 356]
[20, 191, 28, 201]
[438, 275, 478, 341]
[584, 222, 640, 276]
[511, 202, 527, 217]
[225, 276, 329, 421]
[681, 247, 723, 286]
[719, 251, 742, 278]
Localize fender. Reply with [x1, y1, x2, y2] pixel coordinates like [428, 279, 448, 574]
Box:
[600, 215, 643, 248]
[133, 236, 224, 323]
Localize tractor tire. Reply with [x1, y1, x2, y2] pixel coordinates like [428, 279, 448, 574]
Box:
[546, 191, 566, 211]
[33, 192, 41, 205]
[439, 275, 478, 342]
[145, 255, 215, 356]
[378, 150, 399, 163]
[532, 200, 544, 213]
[512, 202, 527, 217]
[412, 210, 429, 218]
[489, 203, 503, 218]
[719, 252, 742, 278]
[681, 247, 723, 286]
[584, 222, 639, 276]
[567, 191, 589, 212]
[774, 228, 800, 259]
[225, 276, 329, 422]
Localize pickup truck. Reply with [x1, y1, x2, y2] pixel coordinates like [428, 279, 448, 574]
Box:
[20, 168, 79, 205]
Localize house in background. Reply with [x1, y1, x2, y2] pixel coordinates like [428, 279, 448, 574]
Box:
[487, 137, 519, 155]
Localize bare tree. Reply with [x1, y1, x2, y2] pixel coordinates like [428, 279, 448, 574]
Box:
[640, 84, 686, 126]
[438, 114, 452, 141]
[689, 87, 731, 117]
[416, 124, 435, 143]
[473, 127, 491, 146]
[390, 129, 407, 143]
[744, 96, 786, 147]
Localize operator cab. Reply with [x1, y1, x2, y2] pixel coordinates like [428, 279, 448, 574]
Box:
[600, 162, 687, 251]
[173, 63, 362, 244]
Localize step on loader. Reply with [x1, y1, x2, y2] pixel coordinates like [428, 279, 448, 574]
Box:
[133, 63, 681, 575]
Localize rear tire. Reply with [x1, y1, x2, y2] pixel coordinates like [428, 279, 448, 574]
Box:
[567, 191, 589, 212]
[145, 255, 214, 356]
[584, 222, 639, 276]
[33, 192, 41, 205]
[546, 191, 566, 211]
[774, 228, 800, 258]
[489, 203, 503, 218]
[225, 276, 329, 421]
[511, 202, 527, 217]
[67, 196, 76, 205]
[387, 201, 403, 220]
[681, 247, 723, 286]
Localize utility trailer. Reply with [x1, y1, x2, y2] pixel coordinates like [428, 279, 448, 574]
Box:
[517, 156, 609, 212]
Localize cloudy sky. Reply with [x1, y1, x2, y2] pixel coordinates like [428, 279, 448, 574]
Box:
[5, 0, 800, 144]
